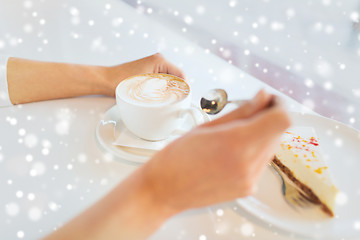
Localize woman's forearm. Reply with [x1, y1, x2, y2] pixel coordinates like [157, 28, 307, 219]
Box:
[7, 58, 112, 104]
[6, 54, 186, 105]
[44, 167, 175, 240]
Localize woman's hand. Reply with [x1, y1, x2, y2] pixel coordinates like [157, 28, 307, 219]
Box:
[104, 53, 185, 96]
[141, 90, 291, 214]
[44, 90, 291, 240]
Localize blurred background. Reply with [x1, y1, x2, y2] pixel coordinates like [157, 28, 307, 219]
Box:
[122, 0, 360, 129]
[0, 1, 359, 239]
[1, 0, 359, 129]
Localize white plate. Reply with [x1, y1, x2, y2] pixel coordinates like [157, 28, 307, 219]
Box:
[237, 112, 360, 239]
[95, 104, 210, 165]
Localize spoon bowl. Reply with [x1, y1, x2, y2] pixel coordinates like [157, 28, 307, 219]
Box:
[200, 89, 246, 115]
[200, 89, 228, 115]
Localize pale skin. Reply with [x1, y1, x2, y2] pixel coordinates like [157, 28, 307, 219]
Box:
[6, 53, 291, 239]
[7, 53, 185, 104]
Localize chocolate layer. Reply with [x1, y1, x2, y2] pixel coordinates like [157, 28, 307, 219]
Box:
[273, 156, 334, 217]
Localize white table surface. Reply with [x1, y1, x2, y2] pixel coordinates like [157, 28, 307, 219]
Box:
[0, 0, 326, 239]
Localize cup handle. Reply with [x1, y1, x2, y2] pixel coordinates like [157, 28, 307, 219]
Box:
[179, 106, 207, 126]
[171, 107, 208, 136]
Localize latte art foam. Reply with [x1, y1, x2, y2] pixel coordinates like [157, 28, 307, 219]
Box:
[119, 74, 190, 105]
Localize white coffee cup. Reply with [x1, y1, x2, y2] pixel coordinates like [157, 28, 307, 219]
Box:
[115, 73, 204, 141]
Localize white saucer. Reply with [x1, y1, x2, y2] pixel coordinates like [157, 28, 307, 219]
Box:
[237, 112, 360, 239]
[95, 104, 210, 164]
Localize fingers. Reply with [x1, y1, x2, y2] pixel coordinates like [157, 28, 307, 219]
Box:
[163, 60, 186, 80]
[201, 89, 273, 128]
[242, 99, 291, 168]
[231, 98, 290, 183]
[226, 96, 290, 161]
[248, 97, 291, 139]
[151, 53, 186, 80]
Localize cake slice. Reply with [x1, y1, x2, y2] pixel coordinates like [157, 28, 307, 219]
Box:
[273, 127, 338, 217]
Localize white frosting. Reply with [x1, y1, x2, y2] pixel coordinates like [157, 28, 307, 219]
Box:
[275, 127, 338, 213]
[118, 74, 189, 106]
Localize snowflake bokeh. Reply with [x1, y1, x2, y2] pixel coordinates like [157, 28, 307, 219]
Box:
[0, 0, 359, 239]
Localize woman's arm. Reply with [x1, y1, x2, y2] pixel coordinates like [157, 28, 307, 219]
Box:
[7, 53, 185, 104]
[44, 90, 291, 240]
[44, 167, 173, 240]
[7, 58, 109, 104]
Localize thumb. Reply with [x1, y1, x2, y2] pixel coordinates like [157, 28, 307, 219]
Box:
[248, 103, 292, 140]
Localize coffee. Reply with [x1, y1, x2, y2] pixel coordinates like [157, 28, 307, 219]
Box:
[118, 73, 189, 106]
[116, 73, 203, 141]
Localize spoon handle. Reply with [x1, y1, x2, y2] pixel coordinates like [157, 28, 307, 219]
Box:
[228, 99, 247, 106]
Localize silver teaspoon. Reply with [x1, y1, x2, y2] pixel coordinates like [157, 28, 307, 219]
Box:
[200, 89, 246, 115]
